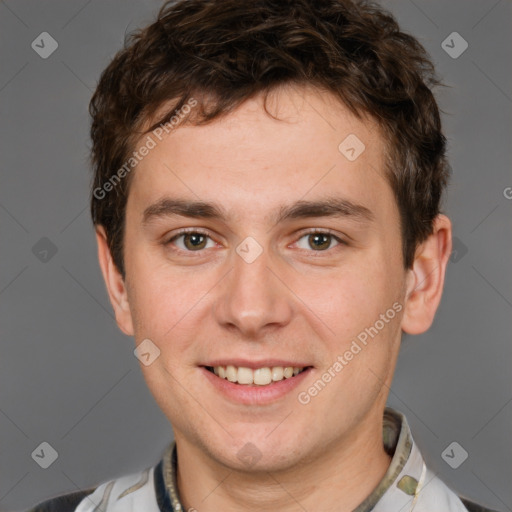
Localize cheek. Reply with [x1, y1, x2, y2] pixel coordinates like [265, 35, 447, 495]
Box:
[125, 248, 196, 342]
[131, 279, 194, 337]
[294, 260, 392, 341]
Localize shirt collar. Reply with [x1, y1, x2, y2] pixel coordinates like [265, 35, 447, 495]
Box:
[158, 407, 424, 512]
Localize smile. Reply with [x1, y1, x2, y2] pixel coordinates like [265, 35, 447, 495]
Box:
[205, 365, 310, 386]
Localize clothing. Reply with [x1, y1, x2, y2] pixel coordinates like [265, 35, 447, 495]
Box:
[26, 408, 499, 512]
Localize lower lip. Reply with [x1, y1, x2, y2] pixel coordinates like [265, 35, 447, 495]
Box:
[200, 367, 313, 405]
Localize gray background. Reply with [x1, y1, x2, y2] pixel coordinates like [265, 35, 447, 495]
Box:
[0, 0, 511, 510]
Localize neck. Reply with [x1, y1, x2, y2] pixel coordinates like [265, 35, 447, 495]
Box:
[174, 409, 392, 512]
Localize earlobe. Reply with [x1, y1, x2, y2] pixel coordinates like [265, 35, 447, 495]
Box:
[401, 214, 452, 335]
[95, 225, 134, 336]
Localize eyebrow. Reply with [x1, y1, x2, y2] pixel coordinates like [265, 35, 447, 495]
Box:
[142, 196, 375, 226]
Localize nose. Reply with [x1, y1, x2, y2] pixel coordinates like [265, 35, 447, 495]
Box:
[213, 245, 294, 339]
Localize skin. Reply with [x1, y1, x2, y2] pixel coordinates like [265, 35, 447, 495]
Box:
[96, 84, 452, 512]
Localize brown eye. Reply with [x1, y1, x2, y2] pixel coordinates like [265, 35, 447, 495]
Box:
[183, 233, 208, 250]
[308, 233, 331, 250]
[295, 231, 343, 252]
[167, 231, 215, 252]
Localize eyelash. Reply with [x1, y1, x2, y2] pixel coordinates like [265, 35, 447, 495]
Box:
[164, 228, 347, 255]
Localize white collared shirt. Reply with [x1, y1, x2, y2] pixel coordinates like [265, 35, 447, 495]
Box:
[30, 408, 494, 512]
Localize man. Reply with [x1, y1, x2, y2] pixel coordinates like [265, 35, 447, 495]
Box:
[28, 0, 498, 510]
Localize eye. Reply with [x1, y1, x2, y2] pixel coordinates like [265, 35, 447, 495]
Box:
[294, 230, 344, 252]
[164, 228, 345, 254]
[166, 229, 217, 252]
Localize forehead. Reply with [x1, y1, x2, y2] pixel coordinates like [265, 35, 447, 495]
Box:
[127, 85, 394, 225]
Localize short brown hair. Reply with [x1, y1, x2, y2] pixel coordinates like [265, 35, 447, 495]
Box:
[89, 0, 450, 278]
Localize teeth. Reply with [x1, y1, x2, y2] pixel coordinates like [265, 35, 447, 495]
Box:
[237, 367, 253, 385]
[226, 365, 237, 382]
[253, 368, 272, 385]
[283, 366, 294, 379]
[271, 366, 283, 381]
[210, 365, 306, 385]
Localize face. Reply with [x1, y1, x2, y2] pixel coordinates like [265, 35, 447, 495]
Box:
[105, 85, 415, 472]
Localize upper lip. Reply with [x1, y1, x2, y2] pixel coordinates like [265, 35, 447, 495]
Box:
[201, 359, 313, 369]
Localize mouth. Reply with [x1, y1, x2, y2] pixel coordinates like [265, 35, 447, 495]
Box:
[203, 364, 313, 386]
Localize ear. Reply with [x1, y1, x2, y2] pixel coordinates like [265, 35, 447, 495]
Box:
[401, 214, 452, 335]
[95, 225, 134, 336]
